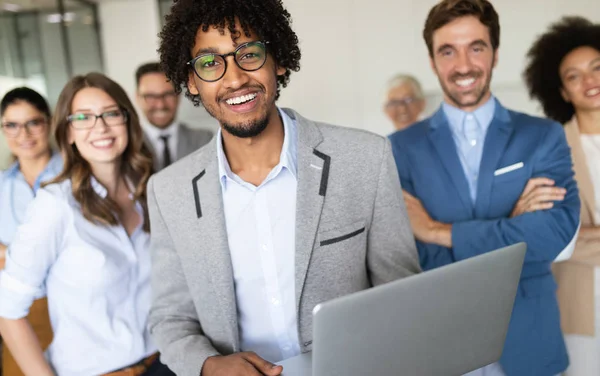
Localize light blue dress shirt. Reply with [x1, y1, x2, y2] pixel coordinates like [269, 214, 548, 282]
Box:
[0, 153, 63, 245]
[216, 108, 301, 362]
[0, 178, 156, 376]
[442, 97, 496, 203]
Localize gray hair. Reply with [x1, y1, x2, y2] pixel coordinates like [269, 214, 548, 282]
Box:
[385, 74, 425, 100]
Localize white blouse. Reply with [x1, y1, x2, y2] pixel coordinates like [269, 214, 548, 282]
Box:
[0, 178, 156, 376]
[581, 134, 600, 224]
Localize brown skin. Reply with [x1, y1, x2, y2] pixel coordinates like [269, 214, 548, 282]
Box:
[560, 46, 600, 240]
[187, 21, 286, 376]
[187, 22, 286, 188]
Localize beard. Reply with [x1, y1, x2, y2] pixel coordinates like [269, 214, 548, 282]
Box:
[221, 115, 269, 138]
[200, 84, 271, 138]
[440, 67, 493, 109]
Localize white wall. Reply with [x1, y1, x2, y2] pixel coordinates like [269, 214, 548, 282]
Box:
[81, 0, 600, 136]
[98, 0, 217, 131]
[277, 0, 600, 135]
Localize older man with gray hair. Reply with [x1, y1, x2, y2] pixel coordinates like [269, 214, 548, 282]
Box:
[383, 74, 426, 131]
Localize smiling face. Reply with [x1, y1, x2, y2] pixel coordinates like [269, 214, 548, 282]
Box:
[187, 22, 286, 138]
[560, 46, 600, 114]
[67, 87, 129, 170]
[430, 16, 497, 112]
[384, 83, 425, 130]
[1, 100, 51, 162]
[136, 72, 180, 129]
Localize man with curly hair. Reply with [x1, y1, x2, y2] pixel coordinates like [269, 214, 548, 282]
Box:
[389, 0, 580, 375]
[145, 1, 421, 375]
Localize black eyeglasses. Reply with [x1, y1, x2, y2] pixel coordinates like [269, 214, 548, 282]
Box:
[187, 41, 269, 82]
[67, 109, 128, 130]
[0, 117, 47, 138]
[140, 91, 178, 103]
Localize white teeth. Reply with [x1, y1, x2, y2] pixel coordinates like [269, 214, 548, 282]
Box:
[226, 93, 257, 105]
[586, 88, 600, 97]
[456, 78, 476, 87]
[92, 139, 114, 147]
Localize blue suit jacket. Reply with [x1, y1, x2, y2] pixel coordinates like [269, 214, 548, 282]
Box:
[389, 101, 580, 376]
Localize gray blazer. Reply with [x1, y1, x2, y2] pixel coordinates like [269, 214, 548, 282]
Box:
[144, 123, 213, 171]
[147, 108, 420, 376]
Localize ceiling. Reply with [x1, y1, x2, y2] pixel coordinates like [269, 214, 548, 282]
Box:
[0, 0, 96, 13]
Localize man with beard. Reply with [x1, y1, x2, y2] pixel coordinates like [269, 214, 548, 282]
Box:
[145, 1, 421, 375]
[135, 62, 213, 171]
[389, 1, 579, 375]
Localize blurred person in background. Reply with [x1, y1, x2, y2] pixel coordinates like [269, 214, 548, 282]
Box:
[0, 87, 62, 376]
[525, 16, 600, 376]
[136, 62, 213, 171]
[383, 74, 426, 131]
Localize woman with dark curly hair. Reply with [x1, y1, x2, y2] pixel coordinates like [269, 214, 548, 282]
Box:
[524, 16, 600, 376]
[147, 0, 420, 375]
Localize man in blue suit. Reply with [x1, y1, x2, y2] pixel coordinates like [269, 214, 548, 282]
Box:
[389, 1, 580, 375]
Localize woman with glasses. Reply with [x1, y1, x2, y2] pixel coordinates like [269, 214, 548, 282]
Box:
[0, 87, 62, 266]
[0, 87, 62, 376]
[0, 73, 173, 376]
[524, 17, 600, 376]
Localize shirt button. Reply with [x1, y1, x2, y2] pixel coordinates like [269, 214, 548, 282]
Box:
[271, 298, 281, 306]
[282, 345, 291, 351]
[470, 139, 477, 146]
[262, 244, 267, 251]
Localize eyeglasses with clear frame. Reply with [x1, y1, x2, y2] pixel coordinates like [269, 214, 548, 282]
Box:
[385, 97, 420, 109]
[67, 108, 128, 130]
[187, 40, 269, 82]
[0, 117, 48, 138]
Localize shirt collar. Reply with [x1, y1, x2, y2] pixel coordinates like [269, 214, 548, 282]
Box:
[442, 95, 496, 135]
[90, 176, 135, 200]
[216, 107, 298, 189]
[4, 151, 62, 180]
[142, 120, 180, 140]
[5, 160, 20, 177]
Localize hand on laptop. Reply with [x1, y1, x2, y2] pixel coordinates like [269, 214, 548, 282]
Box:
[510, 177, 566, 218]
[202, 352, 283, 376]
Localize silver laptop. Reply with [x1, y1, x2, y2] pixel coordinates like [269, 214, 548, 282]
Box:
[279, 243, 526, 376]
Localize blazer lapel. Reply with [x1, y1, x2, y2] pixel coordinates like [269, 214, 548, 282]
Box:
[283, 109, 327, 311]
[427, 108, 474, 216]
[475, 102, 514, 217]
[177, 123, 191, 160]
[564, 118, 596, 225]
[189, 142, 240, 350]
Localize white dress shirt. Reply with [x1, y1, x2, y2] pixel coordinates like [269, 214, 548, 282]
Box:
[581, 135, 600, 224]
[142, 121, 179, 168]
[216, 108, 301, 363]
[0, 178, 156, 376]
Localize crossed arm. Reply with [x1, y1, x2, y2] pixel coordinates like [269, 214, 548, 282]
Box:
[398, 124, 580, 263]
[403, 177, 569, 249]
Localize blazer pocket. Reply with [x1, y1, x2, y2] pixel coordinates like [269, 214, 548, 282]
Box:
[493, 165, 528, 184]
[319, 221, 366, 247]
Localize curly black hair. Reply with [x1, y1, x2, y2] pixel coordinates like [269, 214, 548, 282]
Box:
[524, 16, 600, 124]
[158, 0, 301, 107]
